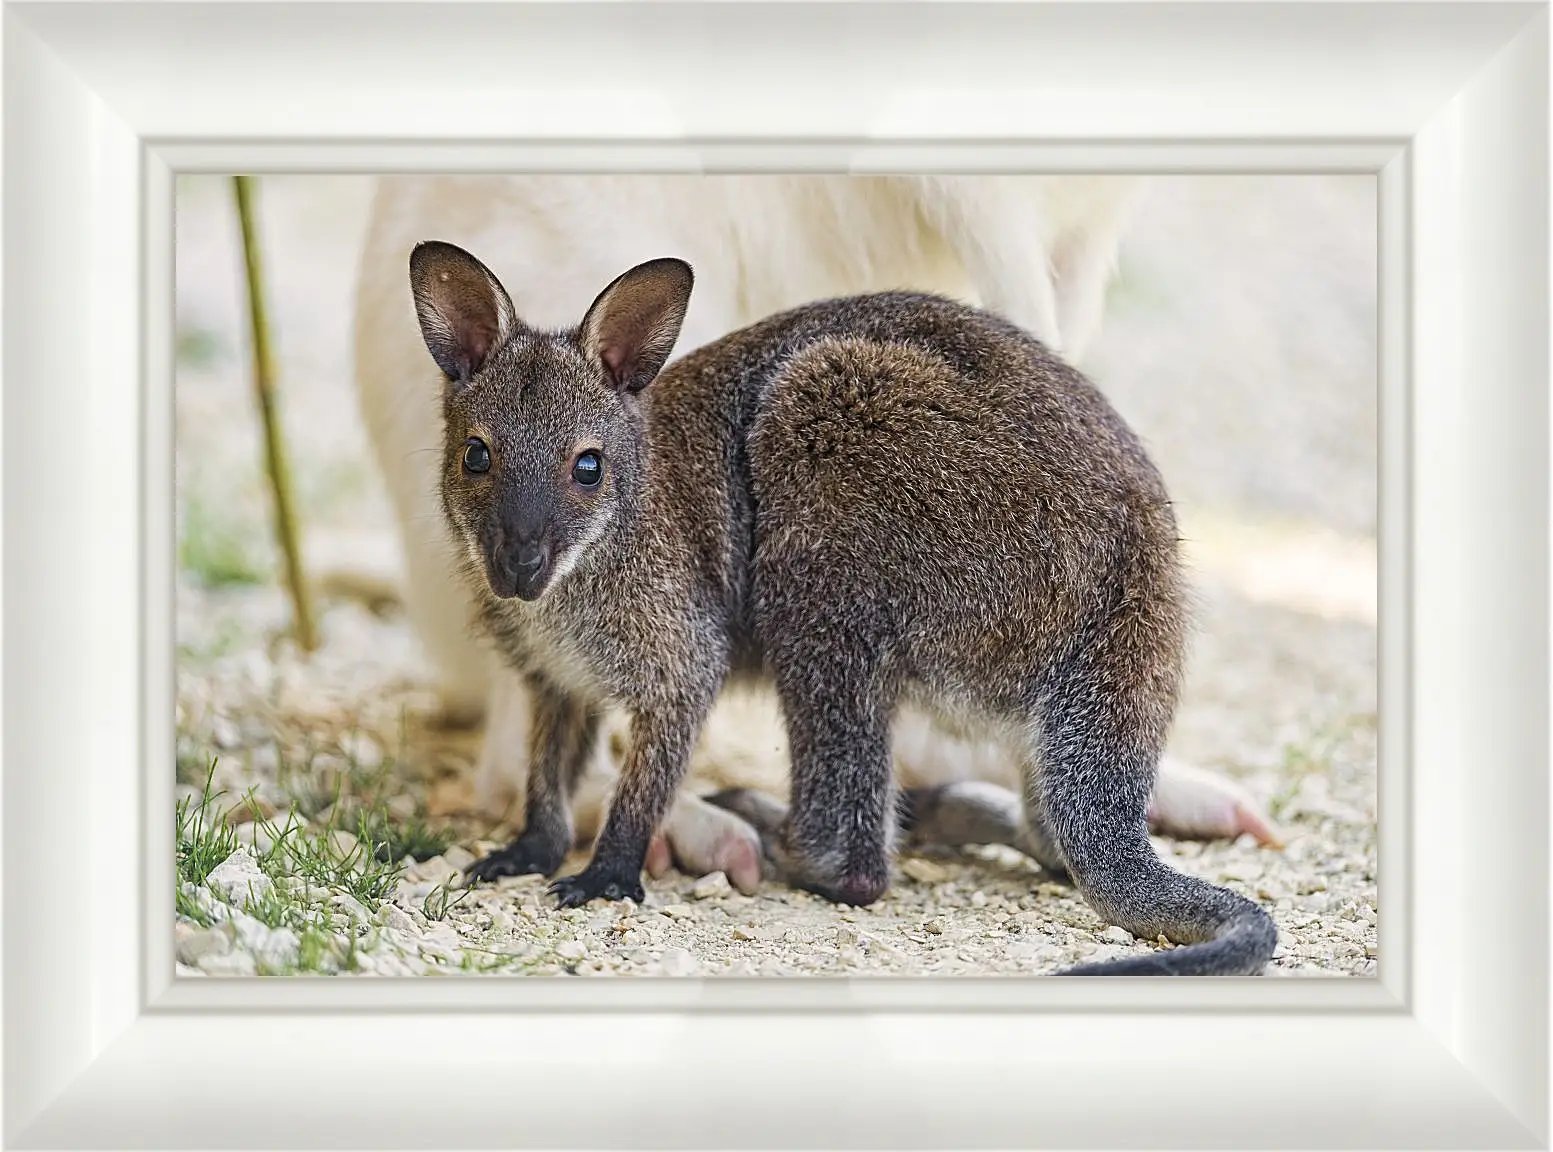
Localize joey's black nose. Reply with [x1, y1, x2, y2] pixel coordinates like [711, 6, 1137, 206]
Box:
[489, 538, 552, 601]
[497, 542, 551, 602]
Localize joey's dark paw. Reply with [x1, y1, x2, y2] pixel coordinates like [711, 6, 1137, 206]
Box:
[548, 868, 646, 908]
[783, 844, 891, 907]
[465, 835, 566, 885]
[797, 870, 890, 908]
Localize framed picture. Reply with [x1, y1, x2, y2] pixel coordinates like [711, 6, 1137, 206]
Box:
[4, 1, 1546, 1148]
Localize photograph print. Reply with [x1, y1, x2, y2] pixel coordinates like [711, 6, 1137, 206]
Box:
[174, 173, 1377, 979]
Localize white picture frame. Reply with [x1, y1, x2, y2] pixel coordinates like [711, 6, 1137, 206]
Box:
[3, 0, 1547, 1146]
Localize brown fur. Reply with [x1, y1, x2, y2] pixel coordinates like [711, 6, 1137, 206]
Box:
[411, 241, 1279, 975]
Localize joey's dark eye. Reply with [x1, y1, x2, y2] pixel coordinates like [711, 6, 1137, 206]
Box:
[572, 451, 603, 488]
[463, 438, 491, 474]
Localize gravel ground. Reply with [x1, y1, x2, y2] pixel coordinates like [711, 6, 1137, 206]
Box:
[173, 174, 1378, 978]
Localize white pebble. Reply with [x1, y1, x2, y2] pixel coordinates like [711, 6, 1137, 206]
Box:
[901, 858, 950, 884]
[339, 732, 383, 770]
[197, 950, 257, 977]
[422, 924, 464, 952]
[658, 948, 700, 976]
[247, 745, 280, 775]
[206, 848, 273, 906]
[175, 925, 231, 966]
[556, 940, 587, 962]
[378, 912, 422, 937]
[395, 880, 437, 905]
[234, 823, 277, 856]
[442, 845, 475, 872]
[230, 914, 299, 968]
[1100, 926, 1134, 946]
[370, 952, 418, 977]
[691, 871, 732, 900]
[328, 829, 360, 859]
[330, 892, 372, 923]
[410, 857, 453, 883]
[212, 716, 242, 750]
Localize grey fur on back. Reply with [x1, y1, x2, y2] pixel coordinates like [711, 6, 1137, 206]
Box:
[412, 242, 1279, 976]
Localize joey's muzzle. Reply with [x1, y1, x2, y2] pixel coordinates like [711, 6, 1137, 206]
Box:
[490, 542, 552, 601]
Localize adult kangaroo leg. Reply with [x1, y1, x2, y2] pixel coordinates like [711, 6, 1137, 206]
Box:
[704, 779, 1072, 884]
[898, 782, 1070, 879]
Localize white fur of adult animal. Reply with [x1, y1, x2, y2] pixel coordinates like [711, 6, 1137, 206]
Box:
[351, 174, 1278, 894]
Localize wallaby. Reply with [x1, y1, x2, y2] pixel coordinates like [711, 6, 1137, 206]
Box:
[409, 240, 1280, 976]
[351, 174, 1278, 897]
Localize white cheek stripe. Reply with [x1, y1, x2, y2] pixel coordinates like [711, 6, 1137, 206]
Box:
[547, 509, 615, 590]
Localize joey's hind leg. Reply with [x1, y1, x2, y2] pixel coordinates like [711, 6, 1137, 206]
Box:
[466, 680, 597, 884]
[769, 666, 897, 907]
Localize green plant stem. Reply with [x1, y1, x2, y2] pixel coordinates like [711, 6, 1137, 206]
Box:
[231, 175, 318, 653]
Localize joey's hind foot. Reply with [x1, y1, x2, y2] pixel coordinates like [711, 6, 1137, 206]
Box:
[548, 867, 645, 908]
[795, 870, 890, 908]
[772, 810, 891, 906]
[782, 844, 890, 907]
[465, 833, 567, 884]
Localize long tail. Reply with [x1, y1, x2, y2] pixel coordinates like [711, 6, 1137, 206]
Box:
[1055, 851, 1278, 976]
[1033, 690, 1280, 975]
[1034, 540, 1280, 977]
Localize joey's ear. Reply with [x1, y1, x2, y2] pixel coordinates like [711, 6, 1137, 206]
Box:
[578, 258, 694, 394]
[409, 240, 520, 387]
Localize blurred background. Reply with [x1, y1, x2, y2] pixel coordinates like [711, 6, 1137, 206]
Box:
[173, 175, 1379, 976]
[176, 175, 1376, 616]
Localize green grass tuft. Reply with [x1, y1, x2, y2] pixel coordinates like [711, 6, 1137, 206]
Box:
[176, 883, 217, 928]
[178, 491, 268, 588]
[175, 759, 239, 886]
[357, 807, 455, 864]
[422, 878, 472, 923]
[296, 924, 340, 973]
